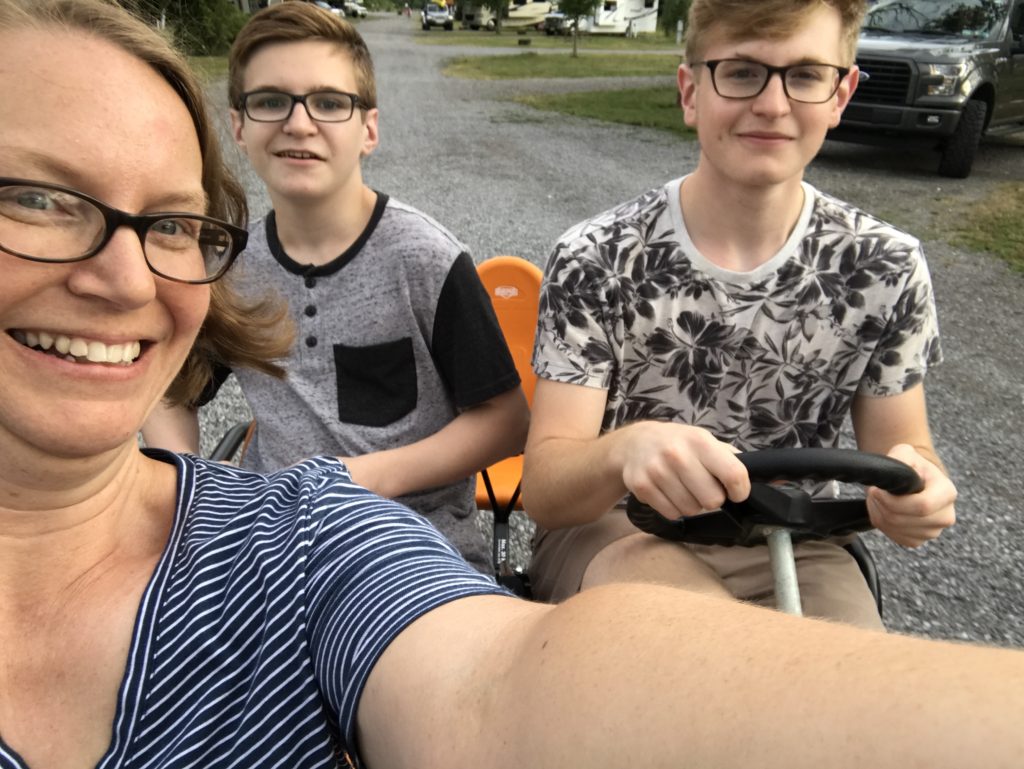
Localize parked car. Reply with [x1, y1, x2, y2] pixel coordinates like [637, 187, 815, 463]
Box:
[829, 0, 1024, 178]
[421, 2, 453, 30]
[313, 0, 344, 15]
[342, 0, 368, 17]
[543, 11, 589, 35]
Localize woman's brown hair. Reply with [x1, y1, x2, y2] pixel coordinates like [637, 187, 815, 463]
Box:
[0, 0, 294, 407]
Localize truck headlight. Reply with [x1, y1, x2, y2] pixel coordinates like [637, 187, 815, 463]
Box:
[922, 62, 967, 96]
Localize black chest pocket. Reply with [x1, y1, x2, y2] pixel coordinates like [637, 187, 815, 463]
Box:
[333, 338, 418, 427]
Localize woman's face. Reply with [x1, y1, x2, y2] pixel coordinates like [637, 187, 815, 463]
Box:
[0, 27, 209, 460]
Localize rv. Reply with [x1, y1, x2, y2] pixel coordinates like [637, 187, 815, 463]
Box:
[462, 0, 553, 30]
[545, 0, 658, 35]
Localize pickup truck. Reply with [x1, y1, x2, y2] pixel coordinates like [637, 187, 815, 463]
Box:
[829, 0, 1024, 178]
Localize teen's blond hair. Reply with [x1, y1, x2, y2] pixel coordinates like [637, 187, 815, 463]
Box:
[684, 0, 867, 67]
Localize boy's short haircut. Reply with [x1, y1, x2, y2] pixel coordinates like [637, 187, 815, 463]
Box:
[684, 0, 867, 67]
[229, 3, 377, 112]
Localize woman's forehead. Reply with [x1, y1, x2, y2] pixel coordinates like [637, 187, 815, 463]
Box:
[0, 26, 204, 205]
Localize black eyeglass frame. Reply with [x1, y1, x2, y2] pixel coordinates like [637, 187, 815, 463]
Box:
[237, 89, 368, 123]
[0, 177, 247, 285]
[696, 59, 851, 104]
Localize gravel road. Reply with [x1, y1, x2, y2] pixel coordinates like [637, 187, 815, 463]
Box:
[202, 14, 1024, 646]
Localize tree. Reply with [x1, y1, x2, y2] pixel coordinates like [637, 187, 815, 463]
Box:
[659, 0, 690, 39]
[127, 0, 248, 56]
[557, 0, 598, 57]
[480, 0, 509, 33]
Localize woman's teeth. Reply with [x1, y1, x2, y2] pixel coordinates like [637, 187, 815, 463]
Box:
[13, 330, 141, 364]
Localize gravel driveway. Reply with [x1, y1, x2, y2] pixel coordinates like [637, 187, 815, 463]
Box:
[202, 14, 1024, 646]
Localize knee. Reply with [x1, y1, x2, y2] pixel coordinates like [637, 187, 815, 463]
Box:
[582, 535, 731, 598]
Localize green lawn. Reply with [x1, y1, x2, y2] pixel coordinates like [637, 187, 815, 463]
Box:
[941, 182, 1024, 271]
[189, 56, 229, 82]
[419, 28, 682, 51]
[515, 87, 694, 139]
[444, 51, 680, 79]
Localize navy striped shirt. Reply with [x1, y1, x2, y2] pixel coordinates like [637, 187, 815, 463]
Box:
[0, 452, 504, 768]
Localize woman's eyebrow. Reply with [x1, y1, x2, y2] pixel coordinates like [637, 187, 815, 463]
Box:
[151, 191, 210, 213]
[1, 148, 209, 213]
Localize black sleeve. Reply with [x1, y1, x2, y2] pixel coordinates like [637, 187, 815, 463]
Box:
[431, 252, 521, 409]
[193, 362, 233, 408]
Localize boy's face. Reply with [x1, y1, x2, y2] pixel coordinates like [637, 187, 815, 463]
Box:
[678, 4, 858, 190]
[231, 40, 379, 206]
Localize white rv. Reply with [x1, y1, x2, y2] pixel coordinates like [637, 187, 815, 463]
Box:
[546, 0, 658, 35]
[462, 0, 553, 30]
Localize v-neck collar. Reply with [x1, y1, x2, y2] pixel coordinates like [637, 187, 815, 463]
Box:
[0, 451, 192, 769]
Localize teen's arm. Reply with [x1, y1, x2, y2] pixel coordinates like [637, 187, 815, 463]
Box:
[522, 378, 749, 530]
[141, 401, 201, 455]
[340, 385, 529, 499]
[851, 383, 957, 547]
[359, 585, 1024, 769]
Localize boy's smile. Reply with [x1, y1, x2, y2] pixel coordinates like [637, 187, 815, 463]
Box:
[678, 4, 858, 191]
[231, 40, 379, 208]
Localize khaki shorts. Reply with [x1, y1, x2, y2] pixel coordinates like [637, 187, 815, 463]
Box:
[529, 511, 884, 630]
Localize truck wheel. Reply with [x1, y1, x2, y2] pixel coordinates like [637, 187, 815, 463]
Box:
[937, 99, 986, 179]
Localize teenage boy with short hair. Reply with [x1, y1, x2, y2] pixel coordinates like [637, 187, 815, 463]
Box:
[522, 0, 957, 627]
[144, 3, 528, 571]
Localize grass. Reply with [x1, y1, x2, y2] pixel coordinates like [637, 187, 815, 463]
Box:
[189, 56, 229, 83]
[938, 182, 1024, 271]
[515, 87, 695, 139]
[444, 51, 680, 79]
[418, 28, 682, 50]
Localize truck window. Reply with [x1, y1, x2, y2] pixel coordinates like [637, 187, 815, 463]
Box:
[866, 0, 1006, 38]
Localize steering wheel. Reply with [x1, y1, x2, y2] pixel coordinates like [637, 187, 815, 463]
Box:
[626, 448, 924, 547]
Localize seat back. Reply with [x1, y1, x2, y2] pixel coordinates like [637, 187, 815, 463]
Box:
[476, 256, 543, 595]
[476, 255, 543, 407]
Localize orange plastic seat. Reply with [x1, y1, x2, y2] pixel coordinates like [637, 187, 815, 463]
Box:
[474, 256, 542, 517]
[474, 257, 542, 593]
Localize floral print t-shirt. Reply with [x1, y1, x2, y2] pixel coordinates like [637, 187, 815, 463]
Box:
[532, 178, 942, 452]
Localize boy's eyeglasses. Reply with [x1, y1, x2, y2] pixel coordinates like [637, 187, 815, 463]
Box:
[0, 178, 246, 285]
[697, 59, 851, 104]
[239, 90, 367, 123]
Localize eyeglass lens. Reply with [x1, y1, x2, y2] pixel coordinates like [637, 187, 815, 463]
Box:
[244, 91, 358, 122]
[709, 60, 842, 103]
[0, 183, 233, 283]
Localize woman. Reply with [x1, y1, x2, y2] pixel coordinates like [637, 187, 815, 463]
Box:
[0, 2, 510, 765]
[2, 2, 1023, 768]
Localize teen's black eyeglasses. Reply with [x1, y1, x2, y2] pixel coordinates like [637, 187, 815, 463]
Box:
[239, 90, 366, 123]
[0, 178, 246, 284]
[697, 59, 850, 104]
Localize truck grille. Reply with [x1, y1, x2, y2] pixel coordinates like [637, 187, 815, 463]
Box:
[852, 57, 911, 105]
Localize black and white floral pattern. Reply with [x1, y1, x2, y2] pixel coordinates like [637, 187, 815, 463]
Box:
[533, 178, 942, 451]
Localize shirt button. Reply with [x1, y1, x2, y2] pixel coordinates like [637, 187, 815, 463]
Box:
[305, 276, 317, 289]
[305, 336, 318, 348]
[305, 305, 317, 317]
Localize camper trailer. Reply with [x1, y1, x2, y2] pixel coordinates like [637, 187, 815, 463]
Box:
[462, 0, 553, 30]
[545, 0, 658, 35]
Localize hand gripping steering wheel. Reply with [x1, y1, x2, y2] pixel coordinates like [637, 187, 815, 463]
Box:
[625, 448, 924, 616]
[626, 448, 923, 547]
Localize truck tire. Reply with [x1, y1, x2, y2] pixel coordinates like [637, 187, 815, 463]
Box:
[937, 99, 986, 179]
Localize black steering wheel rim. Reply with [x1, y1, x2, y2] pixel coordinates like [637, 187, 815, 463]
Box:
[625, 448, 923, 547]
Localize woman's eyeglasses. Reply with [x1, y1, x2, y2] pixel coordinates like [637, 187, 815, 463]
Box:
[0, 178, 246, 284]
